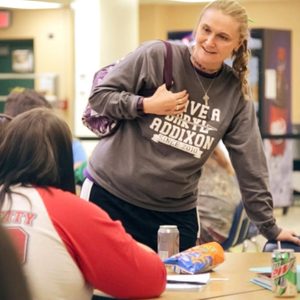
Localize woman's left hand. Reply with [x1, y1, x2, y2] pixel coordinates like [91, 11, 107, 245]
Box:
[276, 229, 300, 246]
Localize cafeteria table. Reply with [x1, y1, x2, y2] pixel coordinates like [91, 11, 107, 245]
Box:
[94, 252, 300, 300]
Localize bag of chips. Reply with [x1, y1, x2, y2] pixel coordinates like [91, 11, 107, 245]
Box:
[164, 242, 225, 274]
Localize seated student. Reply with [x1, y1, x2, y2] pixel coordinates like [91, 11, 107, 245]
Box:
[4, 88, 88, 185]
[197, 142, 241, 244]
[4, 87, 52, 115]
[0, 223, 32, 300]
[0, 108, 166, 300]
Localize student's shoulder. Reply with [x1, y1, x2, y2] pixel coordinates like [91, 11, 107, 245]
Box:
[222, 63, 237, 78]
[36, 186, 102, 215]
[37, 186, 77, 201]
[137, 39, 188, 61]
[134, 39, 166, 57]
[139, 39, 166, 49]
[140, 39, 186, 51]
[220, 63, 243, 90]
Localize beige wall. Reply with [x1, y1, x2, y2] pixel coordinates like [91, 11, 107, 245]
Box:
[99, 0, 139, 66]
[73, 0, 139, 137]
[1, 1, 299, 128]
[0, 8, 74, 123]
[139, 1, 300, 124]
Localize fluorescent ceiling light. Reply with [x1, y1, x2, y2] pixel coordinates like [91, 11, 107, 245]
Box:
[0, 0, 63, 9]
[169, 0, 211, 3]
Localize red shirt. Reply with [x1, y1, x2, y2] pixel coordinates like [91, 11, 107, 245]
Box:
[1, 186, 166, 300]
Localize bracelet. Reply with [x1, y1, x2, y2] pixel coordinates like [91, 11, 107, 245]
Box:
[136, 97, 145, 116]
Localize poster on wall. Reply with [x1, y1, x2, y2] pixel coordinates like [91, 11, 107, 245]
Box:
[11, 49, 34, 73]
[264, 139, 293, 208]
[261, 30, 292, 139]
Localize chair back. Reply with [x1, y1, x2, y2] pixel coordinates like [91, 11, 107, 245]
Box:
[221, 201, 251, 250]
[263, 240, 300, 252]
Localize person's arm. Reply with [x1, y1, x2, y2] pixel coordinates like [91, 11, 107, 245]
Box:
[212, 145, 235, 176]
[89, 40, 188, 120]
[89, 40, 164, 120]
[223, 99, 300, 245]
[38, 187, 166, 299]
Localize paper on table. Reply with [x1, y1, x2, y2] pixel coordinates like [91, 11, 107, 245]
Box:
[166, 273, 210, 290]
[249, 265, 300, 292]
[250, 265, 300, 273]
[250, 276, 272, 291]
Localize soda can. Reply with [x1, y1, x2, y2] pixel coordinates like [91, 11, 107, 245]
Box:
[271, 249, 297, 297]
[157, 225, 179, 261]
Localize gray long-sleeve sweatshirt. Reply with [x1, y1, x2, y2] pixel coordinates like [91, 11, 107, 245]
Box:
[87, 40, 280, 241]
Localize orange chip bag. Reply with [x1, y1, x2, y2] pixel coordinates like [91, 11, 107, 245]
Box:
[164, 242, 225, 274]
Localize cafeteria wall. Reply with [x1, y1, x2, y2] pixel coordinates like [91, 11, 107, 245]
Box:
[1, 0, 299, 129]
[139, 0, 300, 124]
[0, 0, 138, 132]
[0, 8, 74, 123]
[73, 0, 138, 137]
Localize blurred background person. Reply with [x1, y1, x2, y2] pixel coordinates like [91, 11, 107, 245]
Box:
[4, 87, 87, 186]
[197, 142, 241, 244]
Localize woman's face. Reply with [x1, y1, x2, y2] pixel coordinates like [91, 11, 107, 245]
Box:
[193, 8, 241, 71]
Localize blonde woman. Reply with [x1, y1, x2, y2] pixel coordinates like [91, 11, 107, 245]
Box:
[81, 0, 300, 251]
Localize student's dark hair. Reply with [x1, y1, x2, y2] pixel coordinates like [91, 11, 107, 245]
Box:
[0, 108, 75, 208]
[4, 88, 52, 117]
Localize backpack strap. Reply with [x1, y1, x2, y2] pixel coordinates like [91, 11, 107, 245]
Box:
[162, 40, 173, 90]
[135, 41, 174, 98]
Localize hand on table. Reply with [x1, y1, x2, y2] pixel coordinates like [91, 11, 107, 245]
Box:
[276, 229, 300, 246]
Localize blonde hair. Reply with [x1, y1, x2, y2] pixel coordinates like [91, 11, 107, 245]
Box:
[194, 0, 251, 99]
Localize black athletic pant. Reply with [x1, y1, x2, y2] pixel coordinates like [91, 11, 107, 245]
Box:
[88, 182, 198, 252]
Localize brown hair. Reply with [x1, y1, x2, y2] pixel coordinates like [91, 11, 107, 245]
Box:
[0, 108, 75, 208]
[4, 88, 52, 117]
[194, 0, 251, 99]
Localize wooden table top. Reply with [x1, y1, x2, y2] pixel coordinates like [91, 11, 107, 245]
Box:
[147, 252, 300, 300]
[95, 252, 300, 300]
